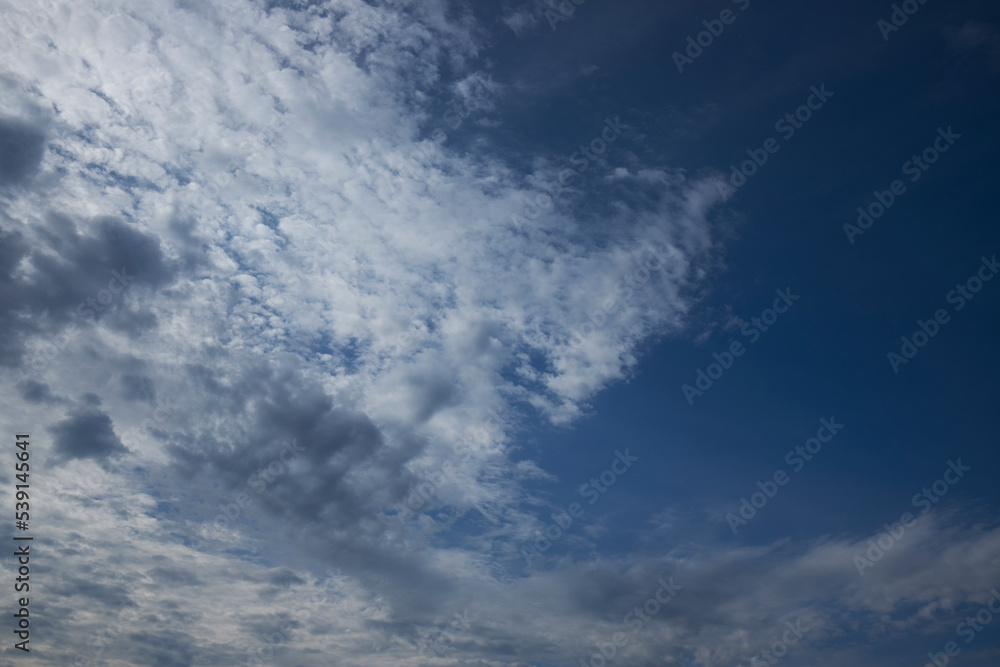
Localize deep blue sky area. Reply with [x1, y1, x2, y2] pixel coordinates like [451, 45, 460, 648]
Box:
[501, 0, 1000, 661]
[509, 1, 1000, 505]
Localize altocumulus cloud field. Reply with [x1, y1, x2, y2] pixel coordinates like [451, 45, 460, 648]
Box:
[1, 0, 1000, 666]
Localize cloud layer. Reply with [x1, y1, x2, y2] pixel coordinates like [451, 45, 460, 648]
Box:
[1, 1, 998, 666]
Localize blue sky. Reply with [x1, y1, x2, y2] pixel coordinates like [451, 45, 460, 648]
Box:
[1, 0, 999, 665]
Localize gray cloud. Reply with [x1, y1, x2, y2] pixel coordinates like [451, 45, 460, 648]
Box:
[120, 373, 156, 402]
[149, 566, 202, 588]
[1, 213, 176, 372]
[0, 116, 45, 185]
[18, 379, 59, 403]
[48, 405, 128, 462]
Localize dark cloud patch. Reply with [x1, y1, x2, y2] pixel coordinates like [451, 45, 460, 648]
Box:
[110, 306, 161, 335]
[120, 373, 156, 402]
[0, 117, 45, 185]
[0, 214, 178, 371]
[171, 362, 399, 527]
[0, 226, 33, 367]
[267, 567, 306, 588]
[149, 566, 202, 587]
[167, 213, 212, 273]
[49, 406, 128, 462]
[169, 362, 393, 525]
[18, 379, 59, 403]
[80, 392, 102, 407]
[50, 577, 135, 609]
[409, 372, 459, 423]
[27, 215, 174, 326]
[165, 359, 461, 610]
[120, 629, 197, 667]
[237, 612, 302, 642]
